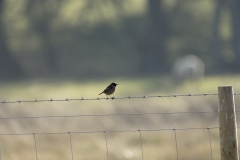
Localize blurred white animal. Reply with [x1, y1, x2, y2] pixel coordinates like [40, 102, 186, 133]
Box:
[171, 55, 205, 81]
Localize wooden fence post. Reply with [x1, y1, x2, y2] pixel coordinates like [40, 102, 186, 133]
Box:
[218, 86, 239, 160]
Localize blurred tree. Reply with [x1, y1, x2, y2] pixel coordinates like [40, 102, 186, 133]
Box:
[138, 0, 168, 74]
[230, 0, 240, 70]
[0, 0, 24, 80]
[25, 0, 60, 75]
[1, 0, 238, 79]
[208, 0, 225, 73]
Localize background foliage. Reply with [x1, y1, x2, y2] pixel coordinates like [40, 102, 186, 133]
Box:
[0, 0, 240, 80]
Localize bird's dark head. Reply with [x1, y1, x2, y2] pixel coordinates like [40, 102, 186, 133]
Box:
[111, 82, 118, 86]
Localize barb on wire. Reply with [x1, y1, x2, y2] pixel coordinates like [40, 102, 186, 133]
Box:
[0, 93, 226, 104]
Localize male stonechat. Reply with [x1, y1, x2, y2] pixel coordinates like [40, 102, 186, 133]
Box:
[99, 82, 118, 97]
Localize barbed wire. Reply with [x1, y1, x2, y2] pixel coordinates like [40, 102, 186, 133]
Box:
[2, 92, 239, 104]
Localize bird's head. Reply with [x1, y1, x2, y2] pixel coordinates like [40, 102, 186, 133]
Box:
[111, 82, 118, 86]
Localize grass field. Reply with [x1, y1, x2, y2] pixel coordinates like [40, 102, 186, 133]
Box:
[0, 75, 240, 160]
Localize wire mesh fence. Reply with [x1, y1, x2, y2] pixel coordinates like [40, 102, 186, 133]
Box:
[0, 127, 220, 160]
[0, 92, 239, 159]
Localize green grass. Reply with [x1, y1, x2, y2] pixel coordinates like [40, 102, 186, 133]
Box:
[1, 75, 239, 99]
[0, 75, 239, 159]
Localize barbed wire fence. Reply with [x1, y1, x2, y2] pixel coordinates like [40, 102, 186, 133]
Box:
[3, 93, 239, 104]
[0, 91, 239, 159]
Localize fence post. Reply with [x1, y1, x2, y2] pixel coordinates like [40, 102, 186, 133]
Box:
[218, 86, 239, 160]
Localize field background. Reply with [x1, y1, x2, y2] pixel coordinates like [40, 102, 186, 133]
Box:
[0, 75, 240, 160]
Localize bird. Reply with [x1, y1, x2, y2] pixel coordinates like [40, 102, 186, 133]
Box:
[99, 82, 118, 98]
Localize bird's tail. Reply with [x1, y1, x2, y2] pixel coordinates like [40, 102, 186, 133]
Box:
[99, 92, 103, 95]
